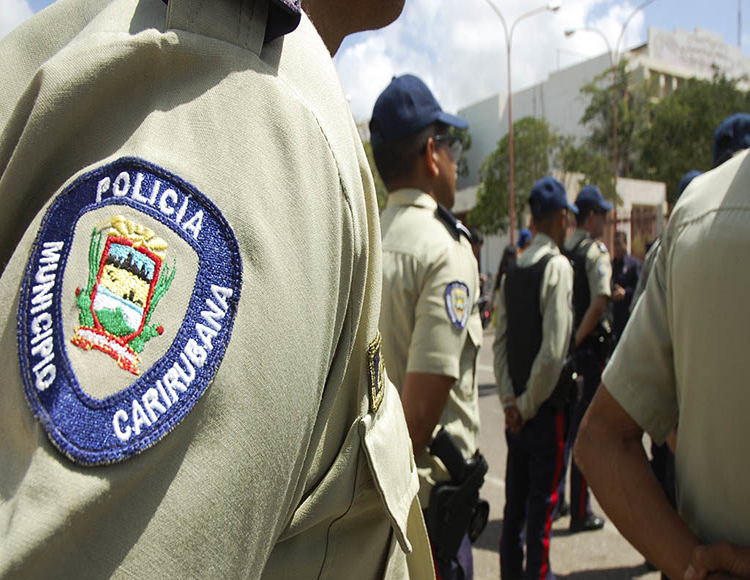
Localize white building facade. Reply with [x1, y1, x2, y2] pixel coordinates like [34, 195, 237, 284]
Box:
[455, 27, 750, 281]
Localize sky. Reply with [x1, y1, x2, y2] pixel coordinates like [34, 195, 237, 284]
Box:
[4, 0, 749, 122]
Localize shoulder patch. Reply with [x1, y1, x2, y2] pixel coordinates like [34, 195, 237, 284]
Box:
[367, 331, 385, 414]
[445, 281, 471, 330]
[597, 241, 608, 254]
[17, 158, 242, 466]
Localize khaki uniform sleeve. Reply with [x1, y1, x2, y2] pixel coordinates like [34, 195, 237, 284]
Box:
[492, 276, 514, 403]
[516, 256, 574, 422]
[587, 242, 612, 298]
[602, 241, 678, 444]
[407, 247, 467, 380]
[0, 6, 429, 579]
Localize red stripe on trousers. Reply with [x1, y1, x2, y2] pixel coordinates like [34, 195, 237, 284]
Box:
[430, 541, 443, 580]
[539, 410, 566, 580]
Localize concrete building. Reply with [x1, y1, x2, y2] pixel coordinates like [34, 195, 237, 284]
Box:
[456, 26, 750, 283]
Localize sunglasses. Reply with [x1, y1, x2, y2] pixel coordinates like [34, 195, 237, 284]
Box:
[430, 134, 463, 162]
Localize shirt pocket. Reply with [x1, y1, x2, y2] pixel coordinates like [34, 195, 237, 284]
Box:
[467, 311, 483, 351]
[460, 312, 483, 391]
[359, 377, 420, 554]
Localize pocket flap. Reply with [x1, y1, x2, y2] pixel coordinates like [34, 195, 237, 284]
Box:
[359, 378, 420, 554]
[467, 312, 483, 349]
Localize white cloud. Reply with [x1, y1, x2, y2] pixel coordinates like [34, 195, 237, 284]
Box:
[0, 0, 34, 41]
[334, 0, 648, 123]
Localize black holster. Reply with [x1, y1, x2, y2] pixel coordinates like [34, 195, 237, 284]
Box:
[579, 319, 616, 364]
[424, 428, 489, 563]
[547, 355, 582, 410]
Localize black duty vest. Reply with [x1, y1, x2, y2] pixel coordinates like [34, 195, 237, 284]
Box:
[565, 237, 595, 330]
[504, 253, 554, 398]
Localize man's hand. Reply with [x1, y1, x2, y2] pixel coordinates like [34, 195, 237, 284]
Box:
[574, 385, 701, 580]
[575, 295, 608, 347]
[504, 404, 523, 433]
[613, 284, 626, 302]
[685, 544, 750, 580]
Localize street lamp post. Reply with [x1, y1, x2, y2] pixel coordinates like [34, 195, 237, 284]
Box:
[565, 0, 657, 230]
[482, 0, 562, 245]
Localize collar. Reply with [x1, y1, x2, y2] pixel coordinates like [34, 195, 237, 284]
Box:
[530, 232, 558, 252]
[518, 232, 559, 268]
[163, 0, 302, 47]
[569, 228, 591, 246]
[572, 228, 589, 240]
[266, 0, 301, 43]
[386, 188, 437, 211]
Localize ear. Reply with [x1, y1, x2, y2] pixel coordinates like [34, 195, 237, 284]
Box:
[424, 136, 440, 178]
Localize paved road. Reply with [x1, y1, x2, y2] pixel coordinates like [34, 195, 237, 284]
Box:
[472, 328, 660, 580]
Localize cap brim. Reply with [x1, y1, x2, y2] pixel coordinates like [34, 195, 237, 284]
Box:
[436, 111, 468, 130]
[566, 201, 579, 215]
[599, 200, 614, 212]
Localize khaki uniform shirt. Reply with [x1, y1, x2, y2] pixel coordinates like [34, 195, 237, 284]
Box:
[603, 149, 750, 545]
[564, 228, 612, 300]
[493, 233, 574, 421]
[0, 1, 433, 578]
[379, 189, 482, 508]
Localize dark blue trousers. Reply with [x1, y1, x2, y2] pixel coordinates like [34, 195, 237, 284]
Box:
[500, 403, 567, 580]
[568, 352, 601, 521]
[432, 533, 473, 580]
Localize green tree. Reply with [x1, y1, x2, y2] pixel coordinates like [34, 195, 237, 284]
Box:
[577, 59, 650, 199]
[469, 117, 558, 235]
[636, 72, 750, 203]
[555, 135, 615, 199]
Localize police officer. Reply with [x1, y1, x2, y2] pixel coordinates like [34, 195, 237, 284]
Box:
[371, 74, 484, 580]
[0, 1, 435, 579]
[610, 231, 640, 340]
[574, 127, 750, 580]
[517, 228, 533, 254]
[561, 185, 612, 533]
[494, 177, 576, 580]
[630, 170, 700, 580]
[713, 112, 750, 167]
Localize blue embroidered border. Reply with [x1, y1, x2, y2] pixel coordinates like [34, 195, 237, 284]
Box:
[444, 281, 470, 331]
[17, 158, 243, 466]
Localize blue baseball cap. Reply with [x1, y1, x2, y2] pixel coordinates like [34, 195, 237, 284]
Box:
[713, 113, 750, 167]
[528, 177, 578, 219]
[517, 228, 532, 248]
[369, 75, 468, 146]
[677, 170, 702, 198]
[575, 185, 613, 212]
